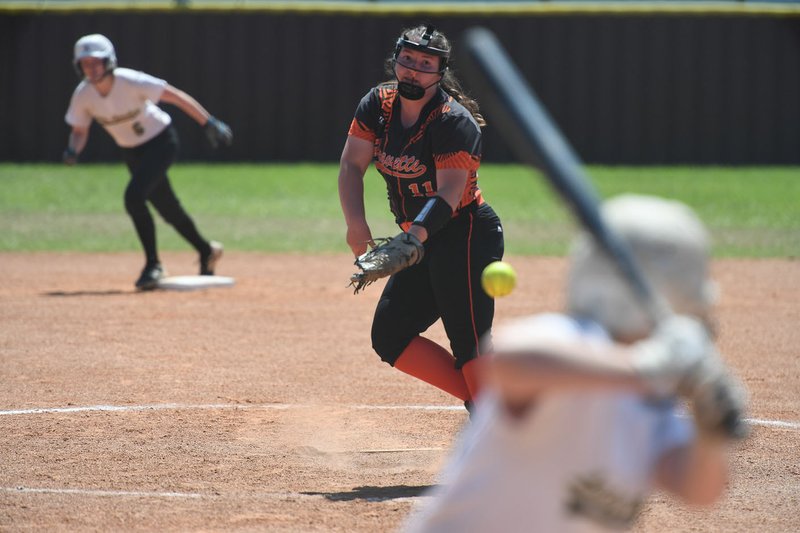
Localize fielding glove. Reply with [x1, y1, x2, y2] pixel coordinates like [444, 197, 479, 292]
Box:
[349, 232, 424, 293]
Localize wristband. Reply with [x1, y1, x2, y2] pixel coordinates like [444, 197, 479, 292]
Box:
[411, 196, 453, 236]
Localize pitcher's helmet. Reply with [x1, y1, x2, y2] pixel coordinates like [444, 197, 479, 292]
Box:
[393, 25, 450, 74]
[73, 34, 117, 77]
[567, 194, 717, 340]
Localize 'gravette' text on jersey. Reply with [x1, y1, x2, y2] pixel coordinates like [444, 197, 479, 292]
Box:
[348, 83, 484, 226]
[376, 152, 427, 179]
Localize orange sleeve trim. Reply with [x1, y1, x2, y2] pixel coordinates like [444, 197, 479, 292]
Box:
[348, 118, 376, 142]
[434, 151, 480, 170]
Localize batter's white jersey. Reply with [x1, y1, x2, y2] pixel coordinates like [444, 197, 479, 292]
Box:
[404, 314, 694, 533]
[65, 68, 171, 148]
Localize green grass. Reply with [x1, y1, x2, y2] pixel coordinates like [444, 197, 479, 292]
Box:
[0, 163, 797, 257]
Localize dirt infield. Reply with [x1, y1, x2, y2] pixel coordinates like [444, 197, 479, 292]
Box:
[1, 252, 798, 532]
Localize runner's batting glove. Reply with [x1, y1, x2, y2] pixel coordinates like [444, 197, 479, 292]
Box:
[63, 146, 78, 166]
[349, 232, 424, 293]
[204, 116, 233, 149]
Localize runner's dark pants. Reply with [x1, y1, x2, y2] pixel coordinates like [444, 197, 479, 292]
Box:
[120, 125, 209, 266]
[371, 203, 504, 369]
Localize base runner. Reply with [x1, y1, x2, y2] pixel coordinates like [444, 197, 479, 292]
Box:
[64, 34, 232, 290]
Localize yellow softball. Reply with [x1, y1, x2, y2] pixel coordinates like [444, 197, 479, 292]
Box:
[481, 261, 517, 298]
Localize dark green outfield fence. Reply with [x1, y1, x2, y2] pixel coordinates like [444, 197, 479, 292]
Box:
[2, 4, 799, 164]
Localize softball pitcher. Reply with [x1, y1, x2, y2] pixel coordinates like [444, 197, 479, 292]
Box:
[403, 195, 748, 533]
[338, 25, 504, 408]
[64, 34, 232, 290]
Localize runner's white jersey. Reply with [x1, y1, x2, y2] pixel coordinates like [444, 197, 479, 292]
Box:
[404, 313, 694, 533]
[65, 68, 171, 148]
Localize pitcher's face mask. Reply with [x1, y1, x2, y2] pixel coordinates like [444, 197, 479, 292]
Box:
[393, 50, 444, 100]
[392, 26, 449, 100]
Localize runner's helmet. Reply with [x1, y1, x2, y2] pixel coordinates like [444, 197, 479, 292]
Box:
[73, 34, 117, 78]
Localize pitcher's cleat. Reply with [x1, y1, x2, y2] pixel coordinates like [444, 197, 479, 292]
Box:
[135, 263, 164, 291]
[200, 241, 224, 275]
[464, 400, 476, 421]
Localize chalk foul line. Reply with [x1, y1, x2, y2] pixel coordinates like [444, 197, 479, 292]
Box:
[0, 486, 424, 503]
[0, 402, 796, 429]
[0, 403, 465, 416]
[1, 486, 203, 499]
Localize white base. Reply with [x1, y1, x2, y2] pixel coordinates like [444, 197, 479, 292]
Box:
[157, 275, 235, 291]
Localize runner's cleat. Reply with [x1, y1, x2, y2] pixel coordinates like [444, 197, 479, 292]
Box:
[135, 263, 164, 291]
[200, 241, 223, 276]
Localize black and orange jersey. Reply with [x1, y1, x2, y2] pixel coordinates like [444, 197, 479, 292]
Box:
[348, 83, 485, 227]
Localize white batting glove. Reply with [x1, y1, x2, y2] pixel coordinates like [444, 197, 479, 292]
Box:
[689, 356, 750, 439]
[632, 315, 714, 398]
[633, 315, 749, 438]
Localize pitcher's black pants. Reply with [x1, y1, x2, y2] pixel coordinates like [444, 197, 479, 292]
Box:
[371, 203, 505, 369]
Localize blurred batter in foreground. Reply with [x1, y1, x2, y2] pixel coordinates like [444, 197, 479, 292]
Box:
[404, 194, 748, 533]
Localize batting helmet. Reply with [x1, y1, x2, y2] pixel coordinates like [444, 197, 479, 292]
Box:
[73, 34, 117, 78]
[567, 194, 717, 340]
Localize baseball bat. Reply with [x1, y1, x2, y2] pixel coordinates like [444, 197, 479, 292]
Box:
[462, 27, 750, 440]
[460, 27, 670, 324]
